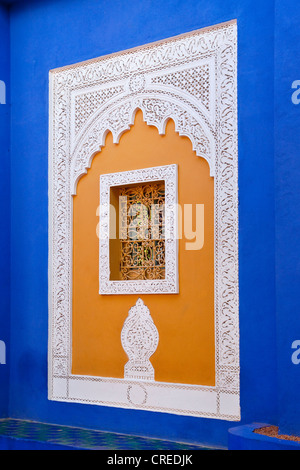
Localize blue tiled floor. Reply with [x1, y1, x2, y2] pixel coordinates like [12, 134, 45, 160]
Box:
[0, 419, 210, 450]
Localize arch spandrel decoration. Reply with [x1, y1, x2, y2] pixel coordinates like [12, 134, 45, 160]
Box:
[49, 20, 239, 420]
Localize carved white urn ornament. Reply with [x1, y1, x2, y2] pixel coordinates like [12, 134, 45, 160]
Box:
[48, 22, 240, 420]
[121, 298, 159, 381]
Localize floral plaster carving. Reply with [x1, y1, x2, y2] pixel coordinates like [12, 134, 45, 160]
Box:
[48, 21, 239, 420]
[121, 299, 159, 381]
[99, 164, 178, 295]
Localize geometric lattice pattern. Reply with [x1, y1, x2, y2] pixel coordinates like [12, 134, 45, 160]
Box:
[152, 65, 210, 111]
[0, 419, 210, 450]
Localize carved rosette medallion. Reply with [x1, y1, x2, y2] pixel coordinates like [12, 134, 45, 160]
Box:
[121, 299, 159, 381]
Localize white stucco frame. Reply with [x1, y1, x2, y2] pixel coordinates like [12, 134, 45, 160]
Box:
[48, 20, 240, 420]
[99, 164, 178, 295]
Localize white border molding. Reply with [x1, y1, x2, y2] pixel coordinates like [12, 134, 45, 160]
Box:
[49, 21, 239, 420]
[99, 164, 178, 295]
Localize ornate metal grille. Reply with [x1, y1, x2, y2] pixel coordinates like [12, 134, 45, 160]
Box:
[119, 181, 165, 280]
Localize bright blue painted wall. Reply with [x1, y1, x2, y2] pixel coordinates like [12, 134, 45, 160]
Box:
[0, 0, 285, 447]
[274, 0, 300, 437]
[0, 2, 10, 418]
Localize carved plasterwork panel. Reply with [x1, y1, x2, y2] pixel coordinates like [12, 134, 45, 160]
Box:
[48, 21, 239, 420]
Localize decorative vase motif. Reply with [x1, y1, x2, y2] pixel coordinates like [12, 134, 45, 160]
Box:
[121, 298, 159, 381]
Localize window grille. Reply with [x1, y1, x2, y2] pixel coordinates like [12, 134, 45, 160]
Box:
[119, 182, 165, 280]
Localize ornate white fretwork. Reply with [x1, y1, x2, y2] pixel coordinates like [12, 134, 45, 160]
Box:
[99, 165, 178, 295]
[48, 20, 239, 420]
[121, 299, 159, 381]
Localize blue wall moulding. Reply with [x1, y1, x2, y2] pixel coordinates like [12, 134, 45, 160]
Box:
[228, 424, 300, 451]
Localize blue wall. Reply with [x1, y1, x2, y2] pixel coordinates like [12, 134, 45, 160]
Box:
[0, 2, 10, 418]
[274, 0, 300, 437]
[2, 0, 280, 447]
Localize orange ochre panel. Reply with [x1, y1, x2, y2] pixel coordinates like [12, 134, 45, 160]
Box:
[72, 110, 215, 386]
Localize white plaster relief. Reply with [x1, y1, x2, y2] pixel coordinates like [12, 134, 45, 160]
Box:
[48, 21, 239, 420]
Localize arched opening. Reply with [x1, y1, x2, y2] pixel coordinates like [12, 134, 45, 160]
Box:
[72, 109, 215, 386]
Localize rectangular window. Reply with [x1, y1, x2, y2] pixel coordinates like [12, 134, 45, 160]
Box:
[118, 181, 165, 281]
[99, 165, 178, 295]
